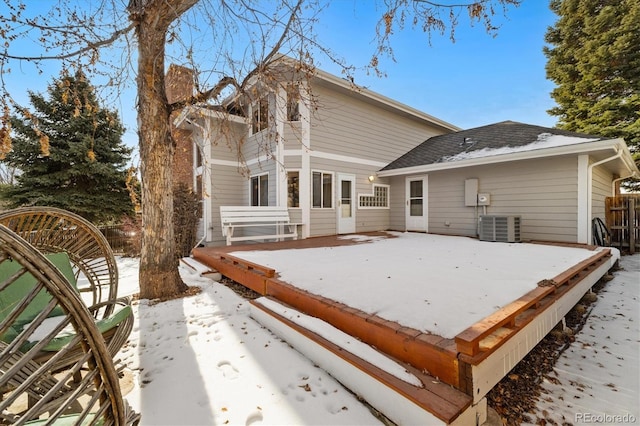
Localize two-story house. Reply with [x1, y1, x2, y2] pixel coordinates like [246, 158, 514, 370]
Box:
[169, 58, 638, 247]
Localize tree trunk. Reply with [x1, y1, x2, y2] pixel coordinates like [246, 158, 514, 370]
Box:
[134, 3, 189, 299]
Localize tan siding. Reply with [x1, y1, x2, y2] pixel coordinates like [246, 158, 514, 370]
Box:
[283, 122, 303, 150]
[307, 156, 392, 236]
[209, 121, 247, 163]
[389, 176, 406, 231]
[309, 85, 446, 163]
[310, 209, 336, 236]
[592, 165, 612, 220]
[284, 156, 302, 169]
[425, 156, 580, 242]
[208, 164, 246, 246]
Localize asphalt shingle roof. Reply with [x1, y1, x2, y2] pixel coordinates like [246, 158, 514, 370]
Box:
[381, 121, 605, 171]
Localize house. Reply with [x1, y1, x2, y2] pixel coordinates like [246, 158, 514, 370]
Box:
[170, 60, 639, 246]
[171, 58, 459, 245]
[379, 120, 639, 245]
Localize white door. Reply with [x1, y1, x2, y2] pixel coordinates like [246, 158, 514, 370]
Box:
[337, 173, 356, 234]
[406, 176, 427, 232]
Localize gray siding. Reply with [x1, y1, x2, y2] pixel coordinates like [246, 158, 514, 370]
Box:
[308, 156, 392, 236]
[309, 84, 445, 163]
[209, 121, 247, 162]
[207, 163, 246, 246]
[283, 122, 303, 150]
[429, 156, 580, 242]
[389, 176, 406, 231]
[389, 156, 584, 243]
[592, 164, 613, 220]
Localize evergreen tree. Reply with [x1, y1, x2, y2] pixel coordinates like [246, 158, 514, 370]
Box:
[544, 0, 640, 190]
[4, 70, 134, 223]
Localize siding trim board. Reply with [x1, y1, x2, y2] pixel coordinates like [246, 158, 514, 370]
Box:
[283, 149, 388, 168]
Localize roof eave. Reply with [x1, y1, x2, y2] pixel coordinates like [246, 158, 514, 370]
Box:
[175, 104, 250, 128]
[378, 138, 636, 177]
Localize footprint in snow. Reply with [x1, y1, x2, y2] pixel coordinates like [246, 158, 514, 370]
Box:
[217, 360, 239, 379]
[245, 409, 263, 425]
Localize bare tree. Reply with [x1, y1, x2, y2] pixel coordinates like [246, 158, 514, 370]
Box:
[0, 0, 519, 300]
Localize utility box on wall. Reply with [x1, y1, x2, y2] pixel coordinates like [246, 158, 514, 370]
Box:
[465, 179, 479, 207]
[477, 193, 491, 206]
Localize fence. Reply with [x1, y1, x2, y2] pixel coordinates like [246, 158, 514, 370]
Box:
[605, 195, 640, 254]
[99, 224, 141, 256]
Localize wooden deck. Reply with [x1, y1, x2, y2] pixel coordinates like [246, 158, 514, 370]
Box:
[191, 233, 614, 423]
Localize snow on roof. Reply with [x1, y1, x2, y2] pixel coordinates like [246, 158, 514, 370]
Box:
[440, 133, 600, 163]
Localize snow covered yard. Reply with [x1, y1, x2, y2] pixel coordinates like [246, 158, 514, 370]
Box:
[113, 234, 637, 425]
[529, 254, 639, 425]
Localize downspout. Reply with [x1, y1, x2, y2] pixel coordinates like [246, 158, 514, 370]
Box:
[586, 148, 623, 244]
[184, 115, 211, 248]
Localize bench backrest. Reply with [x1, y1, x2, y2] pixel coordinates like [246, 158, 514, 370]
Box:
[220, 206, 291, 225]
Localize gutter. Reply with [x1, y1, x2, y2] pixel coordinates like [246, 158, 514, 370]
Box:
[586, 146, 625, 245]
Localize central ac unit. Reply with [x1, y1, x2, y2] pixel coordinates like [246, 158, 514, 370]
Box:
[479, 215, 521, 242]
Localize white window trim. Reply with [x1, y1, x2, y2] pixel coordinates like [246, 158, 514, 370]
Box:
[358, 184, 390, 209]
[250, 172, 269, 206]
[311, 170, 334, 209]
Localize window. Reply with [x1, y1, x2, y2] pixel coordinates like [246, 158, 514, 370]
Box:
[251, 174, 268, 206]
[359, 185, 389, 208]
[286, 85, 300, 121]
[195, 143, 203, 168]
[287, 171, 300, 208]
[196, 174, 203, 216]
[252, 97, 269, 134]
[312, 171, 332, 208]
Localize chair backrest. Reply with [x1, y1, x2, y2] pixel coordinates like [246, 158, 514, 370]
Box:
[0, 207, 119, 317]
[0, 224, 128, 425]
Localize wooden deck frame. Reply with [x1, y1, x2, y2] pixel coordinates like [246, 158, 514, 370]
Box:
[192, 237, 615, 420]
[455, 249, 611, 359]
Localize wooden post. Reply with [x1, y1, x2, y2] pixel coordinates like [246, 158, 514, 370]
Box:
[629, 198, 636, 254]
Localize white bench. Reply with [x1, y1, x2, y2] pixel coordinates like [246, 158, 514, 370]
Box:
[220, 206, 302, 246]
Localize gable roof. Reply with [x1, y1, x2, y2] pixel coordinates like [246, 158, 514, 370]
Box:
[379, 121, 639, 178]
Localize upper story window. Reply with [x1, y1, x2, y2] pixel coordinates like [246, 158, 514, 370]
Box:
[359, 185, 390, 209]
[312, 171, 333, 209]
[286, 85, 300, 122]
[252, 97, 269, 134]
[251, 173, 268, 206]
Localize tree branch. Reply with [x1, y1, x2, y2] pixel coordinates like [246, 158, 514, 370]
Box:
[0, 22, 137, 61]
[169, 0, 304, 112]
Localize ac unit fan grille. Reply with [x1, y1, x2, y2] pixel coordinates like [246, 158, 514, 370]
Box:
[479, 215, 521, 243]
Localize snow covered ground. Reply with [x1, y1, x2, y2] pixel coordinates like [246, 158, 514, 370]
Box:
[529, 254, 639, 425]
[114, 234, 638, 425]
[230, 233, 613, 338]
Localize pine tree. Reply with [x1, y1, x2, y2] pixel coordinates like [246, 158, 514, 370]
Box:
[544, 0, 640, 189]
[4, 70, 134, 223]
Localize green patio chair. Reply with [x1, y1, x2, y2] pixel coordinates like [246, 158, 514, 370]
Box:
[0, 207, 133, 372]
[0, 224, 139, 425]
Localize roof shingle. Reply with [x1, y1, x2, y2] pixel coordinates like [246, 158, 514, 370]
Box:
[381, 121, 605, 171]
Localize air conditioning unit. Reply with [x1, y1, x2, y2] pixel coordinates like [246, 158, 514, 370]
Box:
[479, 215, 521, 243]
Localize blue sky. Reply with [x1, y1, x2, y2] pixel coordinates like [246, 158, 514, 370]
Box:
[2, 1, 559, 152]
[314, 1, 558, 130]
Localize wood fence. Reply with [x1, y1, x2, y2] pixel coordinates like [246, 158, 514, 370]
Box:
[605, 194, 640, 254]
